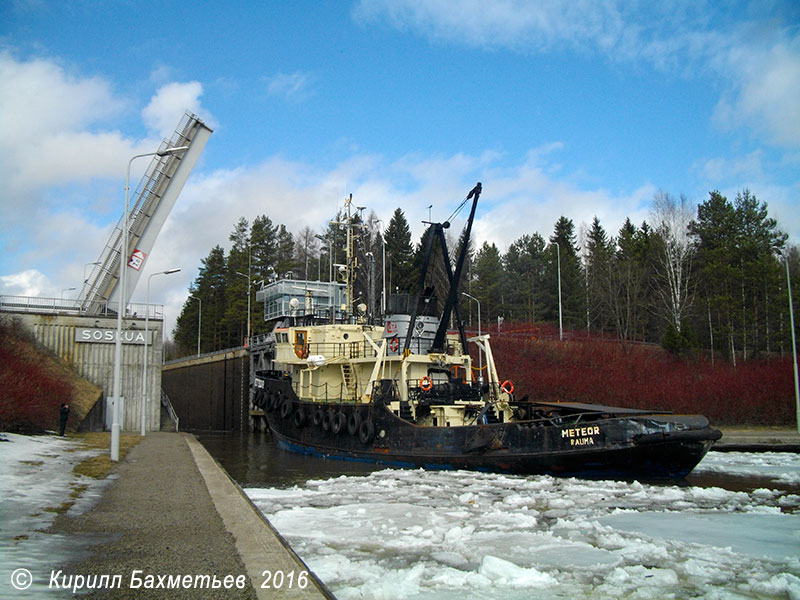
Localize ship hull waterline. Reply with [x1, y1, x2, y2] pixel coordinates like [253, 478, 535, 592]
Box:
[257, 395, 721, 480]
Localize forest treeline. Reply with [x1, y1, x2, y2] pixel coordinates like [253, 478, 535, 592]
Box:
[172, 188, 799, 364]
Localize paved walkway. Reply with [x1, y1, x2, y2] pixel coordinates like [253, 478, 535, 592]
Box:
[716, 427, 800, 452]
[53, 433, 332, 599]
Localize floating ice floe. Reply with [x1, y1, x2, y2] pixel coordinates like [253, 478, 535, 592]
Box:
[693, 450, 800, 485]
[247, 453, 800, 599]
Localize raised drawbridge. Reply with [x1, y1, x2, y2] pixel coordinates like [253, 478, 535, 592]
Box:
[78, 112, 212, 314]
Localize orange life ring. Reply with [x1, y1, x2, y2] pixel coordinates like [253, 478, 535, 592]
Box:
[389, 336, 399, 352]
[501, 380, 514, 394]
[420, 376, 433, 392]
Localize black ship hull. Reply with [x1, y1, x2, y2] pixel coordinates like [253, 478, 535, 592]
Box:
[254, 379, 721, 480]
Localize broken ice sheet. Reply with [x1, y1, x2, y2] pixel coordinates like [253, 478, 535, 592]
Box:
[247, 455, 800, 599]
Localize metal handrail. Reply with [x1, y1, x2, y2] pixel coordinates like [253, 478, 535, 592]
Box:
[160, 389, 180, 431]
[0, 295, 163, 318]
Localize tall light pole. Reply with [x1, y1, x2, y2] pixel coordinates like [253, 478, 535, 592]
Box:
[83, 261, 100, 283]
[141, 268, 180, 436]
[376, 220, 386, 315]
[61, 287, 76, 300]
[548, 241, 563, 341]
[111, 145, 189, 461]
[785, 255, 799, 434]
[236, 271, 251, 347]
[462, 292, 482, 384]
[315, 234, 330, 281]
[190, 295, 202, 356]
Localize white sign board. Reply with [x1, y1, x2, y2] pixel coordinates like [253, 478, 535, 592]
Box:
[75, 328, 154, 344]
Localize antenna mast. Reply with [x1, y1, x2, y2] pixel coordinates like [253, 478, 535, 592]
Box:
[330, 194, 366, 320]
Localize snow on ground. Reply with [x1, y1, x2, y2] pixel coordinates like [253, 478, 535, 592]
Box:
[247, 452, 800, 600]
[0, 432, 109, 598]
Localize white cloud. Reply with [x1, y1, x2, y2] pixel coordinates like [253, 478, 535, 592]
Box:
[353, 1, 800, 149]
[714, 40, 800, 147]
[0, 52, 136, 194]
[4, 137, 796, 336]
[266, 72, 313, 100]
[352, 0, 706, 63]
[0, 52, 162, 261]
[149, 147, 655, 303]
[0, 53, 218, 322]
[0, 270, 50, 297]
[0, 51, 122, 144]
[696, 150, 764, 183]
[142, 81, 214, 138]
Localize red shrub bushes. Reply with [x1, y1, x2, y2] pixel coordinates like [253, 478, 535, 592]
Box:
[0, 317, 72, 433]
[485, 322, 796, 426]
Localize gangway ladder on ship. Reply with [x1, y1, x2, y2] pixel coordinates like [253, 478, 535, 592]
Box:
[341, 364, 357, 401]
[78, 111, 212, 315]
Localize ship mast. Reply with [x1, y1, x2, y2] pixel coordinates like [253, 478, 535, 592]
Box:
[330, 194, 366, 320]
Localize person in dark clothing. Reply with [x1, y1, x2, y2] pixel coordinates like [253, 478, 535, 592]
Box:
[59, 402, 70, 436]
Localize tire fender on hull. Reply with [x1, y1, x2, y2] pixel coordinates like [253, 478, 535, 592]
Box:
[332, 412, 347, 435]
[347, 411, 362, 436]
[359, 419, 375, 445]
[280, 398, 292, 419]
[322, 411, 333, 432]
[293, 407, 306, 428]
[266, 391, 280, 412]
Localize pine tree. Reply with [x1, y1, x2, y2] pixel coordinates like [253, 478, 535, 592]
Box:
[504, 233, 546, 322]
[546, 216, 584, 329]
[275, 225, 296, 277]
[384, 208, 415, 294]
[472, 242, 504, 327]
[584, 217, 614, 332]
[609, 218, 652, 340]
[223, 218, 251, 346]
[691, 189, 787, 361]
[250, 215, 278, 280]
[174, 245, 227, 355]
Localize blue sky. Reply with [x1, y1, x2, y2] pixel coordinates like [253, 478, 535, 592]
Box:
[1, 1, 799, 333]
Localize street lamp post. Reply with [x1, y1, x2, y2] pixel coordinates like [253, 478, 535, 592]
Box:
[548, 241, 563, 341]
[785, 256, 799, 434]
[190, 295, 202, 356]
[111, 145, 189, 461]
[61, 287, 76, 300]
[315, 234, 329, 281]
[83, 261, 101, 283]
[376, 220, 386, 315]
[462, 292, 482, 385]
[141, 268, 180, 436]
[236, 271, 251, 347]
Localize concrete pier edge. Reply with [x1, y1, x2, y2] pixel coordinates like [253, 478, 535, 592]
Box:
[715, 427, 800, 452]
[183, 433, 335, 599]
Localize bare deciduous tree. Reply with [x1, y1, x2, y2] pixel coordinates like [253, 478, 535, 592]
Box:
[652, 190, 694, 334]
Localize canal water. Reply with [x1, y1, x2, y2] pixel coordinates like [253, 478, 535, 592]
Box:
[197, 432, 800, 599]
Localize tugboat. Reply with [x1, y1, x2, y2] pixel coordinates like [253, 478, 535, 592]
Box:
[251, 184, 721, 479]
